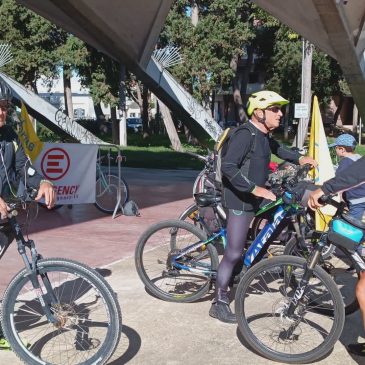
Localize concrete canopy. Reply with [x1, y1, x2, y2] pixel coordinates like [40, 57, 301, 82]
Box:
[252, 0, 365, 121]
[16, 0, 365, 124]
[17, 0, 173, 71]
[16, 0, 217, 140]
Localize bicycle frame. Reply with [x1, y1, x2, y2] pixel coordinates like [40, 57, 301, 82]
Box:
[172, 193, 302, 276]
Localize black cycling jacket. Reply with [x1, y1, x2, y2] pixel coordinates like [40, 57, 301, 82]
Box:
[221, 122, 301, 211]
[0, 125, 42, 197]
[322, 155, 365, 195]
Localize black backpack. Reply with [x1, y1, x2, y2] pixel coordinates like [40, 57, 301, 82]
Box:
[214, 123, 257, 189]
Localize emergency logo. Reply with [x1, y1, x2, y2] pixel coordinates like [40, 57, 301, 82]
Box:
[41, 147, 70, 181]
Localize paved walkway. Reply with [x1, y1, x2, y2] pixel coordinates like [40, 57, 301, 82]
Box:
[0, 168, 364, 364]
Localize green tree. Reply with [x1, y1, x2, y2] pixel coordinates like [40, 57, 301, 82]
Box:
[160, 1, 275, 124]
[0, 0, 61, 90]
[265, 25, 344, 110]
[54, 33, 88, 118]
[78, 46, 120, 143]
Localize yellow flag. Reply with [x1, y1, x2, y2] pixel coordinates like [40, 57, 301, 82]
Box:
[308, 96, 336, 231]
[18, 102, 44, 162]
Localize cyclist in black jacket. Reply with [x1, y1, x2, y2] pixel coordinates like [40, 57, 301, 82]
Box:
[0, 80, 55, 349]
[308, 155, 365, 357]
[209, 90, 317, 323]
[0, 80, 55, 218]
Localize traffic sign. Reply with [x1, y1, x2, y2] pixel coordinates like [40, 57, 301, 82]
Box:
[294, 103, 309, 118]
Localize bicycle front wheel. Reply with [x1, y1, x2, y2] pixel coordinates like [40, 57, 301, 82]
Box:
[135, 219, 219, 302]
[1, 258, 122, 365]
[235, 256, 345, 364]
[95, 174, 129, 214]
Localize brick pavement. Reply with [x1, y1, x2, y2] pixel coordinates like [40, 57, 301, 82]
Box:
[0, 168, 364, 365]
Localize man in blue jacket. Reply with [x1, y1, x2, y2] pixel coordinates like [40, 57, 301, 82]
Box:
[309, 155, 365, 357]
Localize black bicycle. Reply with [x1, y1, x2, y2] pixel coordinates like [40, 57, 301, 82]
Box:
[135, 165, 318, 303]
[234, 194, 365, 363]
[0, 191, 122, 365]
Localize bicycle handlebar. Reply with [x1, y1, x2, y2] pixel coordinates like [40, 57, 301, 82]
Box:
[280, 163, 312, 191]
[318, 194, 344, 210]
[4, 188, 38, 218]
[271, 164, 313, 204]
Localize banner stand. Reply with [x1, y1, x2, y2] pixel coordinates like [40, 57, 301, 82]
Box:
[112, 148, 125, 219]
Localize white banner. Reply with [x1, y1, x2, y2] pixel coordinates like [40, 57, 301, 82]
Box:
[34, 143, 98, 204]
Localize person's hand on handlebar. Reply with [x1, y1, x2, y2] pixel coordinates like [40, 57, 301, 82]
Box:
[299, 156, 318, 168]
[251, 186, 276, 201]
[0, 196, 9, 219]
[307, 188, 325, 210]
[36, 181, 56, 209]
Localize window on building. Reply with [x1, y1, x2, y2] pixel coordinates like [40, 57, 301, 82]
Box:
[74, 108, 85, 119]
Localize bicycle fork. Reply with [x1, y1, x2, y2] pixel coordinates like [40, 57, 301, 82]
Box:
[12, 216, 60, 326]
[286, 237, 327, 317]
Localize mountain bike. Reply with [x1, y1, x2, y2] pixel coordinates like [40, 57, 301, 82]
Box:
[135, 164, 314, 302]
[0, 190, 122, 365]
[233, 194, 365, 363]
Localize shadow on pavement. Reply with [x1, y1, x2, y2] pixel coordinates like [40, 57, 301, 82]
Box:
[108, 325, 141, 365]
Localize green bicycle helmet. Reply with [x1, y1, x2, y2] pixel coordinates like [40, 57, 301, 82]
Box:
[247, 90, 288, 116]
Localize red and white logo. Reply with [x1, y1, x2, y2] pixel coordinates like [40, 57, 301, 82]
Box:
[41, 147, 70, 181]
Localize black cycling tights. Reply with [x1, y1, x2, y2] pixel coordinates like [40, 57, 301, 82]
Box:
[215, 209, 254, 292]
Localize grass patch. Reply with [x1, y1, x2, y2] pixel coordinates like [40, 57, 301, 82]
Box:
[99, 134, 211, 170]
[110, 146, 207, 170]
[38, 124, 365, 170]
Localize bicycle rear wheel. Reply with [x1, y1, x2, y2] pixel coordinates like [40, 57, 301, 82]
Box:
[283, 236, 359, 315]
[1, 258, 122, 365]
[135, 219, 219, 302]
[235, 256, 345, 364]
[95, 174, 129, 214]
[178, 203, 201, 225]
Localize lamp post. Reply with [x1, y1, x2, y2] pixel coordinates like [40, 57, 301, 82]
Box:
[119, 64, 127, 147]
[294, 39, 313, 149]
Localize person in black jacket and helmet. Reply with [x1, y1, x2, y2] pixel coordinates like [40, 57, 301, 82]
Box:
[209, 90, 317, 323]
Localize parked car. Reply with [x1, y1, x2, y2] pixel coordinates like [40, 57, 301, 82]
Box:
[127, 117, 142, 132]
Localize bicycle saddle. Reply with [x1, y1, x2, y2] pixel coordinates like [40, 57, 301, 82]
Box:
[194, 193, 221, 207]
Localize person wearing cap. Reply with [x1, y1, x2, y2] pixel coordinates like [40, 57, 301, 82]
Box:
[329, 133, 365, 221]
[209, 90, 317, 323]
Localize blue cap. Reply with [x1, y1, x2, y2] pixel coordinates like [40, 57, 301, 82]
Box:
[328, 133, 357, 148]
